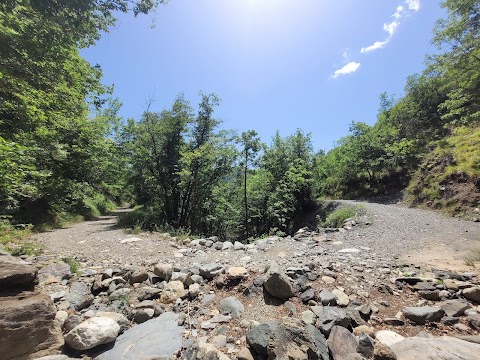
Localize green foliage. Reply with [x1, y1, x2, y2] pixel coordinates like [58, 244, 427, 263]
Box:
[323, 206, 357, 228]
[62, 257, 79, 274]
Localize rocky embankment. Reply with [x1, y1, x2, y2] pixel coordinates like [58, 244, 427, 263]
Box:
[1, 216, 480, 359]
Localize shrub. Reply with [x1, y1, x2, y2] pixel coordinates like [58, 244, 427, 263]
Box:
[323, 206, 358, 228]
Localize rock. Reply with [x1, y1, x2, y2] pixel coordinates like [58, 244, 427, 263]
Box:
[194, 342, 230, 360]
[390, 336, 480, 360]
[263, 263, 294, 299]
[219, 296, 244, 319]
[319, 289, 336, 306]
[129, 267, 148, 284]
[444, 279, 460, 291]
[358, 333, 375, 359]
[322, 276, 336, 284]
[95, 312, 183, 360]
[300, 288, 315, 303]
[418, 290, 441, 301]
[316, 307, 351, 336]
[338, 248, 360, 253]
[227, 267, 248, 280]
[0, 253, 37, 291]
[468, 313, 480, 330]
[353, 325, 376, 338]
[306, 324, 330, 360]
[212, 334, 227, 348]
[267, 319, 329, 360]
[327, 325, 358, 360]
[120, 237, 142, 244]
[402, 306, 444, 325]
[199, 263, 225, 279]
[133, 308, 155, 323]
[189, 283, 201, 298]
[136, 286, 161, 301]
[374, 342, 397, 360]
[153, 263, 173, 281]
[0, 293, 63, 359]
[63, 315, 83, 333]
[237, 347, 254, 360]
[246, 322, 279, 358]
[413, 281, 436, 291]
[160, 281, 186, 304]
[38, 263, 71, 281]
[66, 281, 94, 311]
[463, 287, 480, 303]
[109, 288, 130, 301]
[375, 330, 405, 347]
[332, 289, 349, 307]
[439, 299, 470, 317]
[222, 241, 234, 250]
[302, 310, 317, 325]
[65, 317, 119, 350]
[35, 356, 73, 360]
[234, 241, 246, 250]
[95, 311, 129, 329]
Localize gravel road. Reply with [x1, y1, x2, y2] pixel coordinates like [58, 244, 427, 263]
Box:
[34, 201, 480, 271]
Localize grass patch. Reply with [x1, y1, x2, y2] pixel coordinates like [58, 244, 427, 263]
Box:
[62, 257, 80, 274]
[322, 205, 360, 228]
[0, 217, 43, 256]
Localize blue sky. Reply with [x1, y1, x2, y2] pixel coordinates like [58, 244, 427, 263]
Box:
[81, 0, 445, 151]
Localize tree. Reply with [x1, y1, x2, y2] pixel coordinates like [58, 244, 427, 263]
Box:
[239, 130, 262, 238]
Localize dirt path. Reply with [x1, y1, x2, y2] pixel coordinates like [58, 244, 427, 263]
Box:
[34, 202, 480, 272]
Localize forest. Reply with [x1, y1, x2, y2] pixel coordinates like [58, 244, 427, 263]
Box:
[1, 0, 479, 242]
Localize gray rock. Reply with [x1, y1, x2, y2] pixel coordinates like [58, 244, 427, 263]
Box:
[402, 306, 444, 325]
[0, 253, 37, 290]
[463, 287, 480, 303]
[234, 241, 245, 250]
[358, 333, 375, 358]
[198, 263, 225, 279]
[133, 308, 154, 323]
[315, 307, 351, 336]
[418, 290, 441, 301]
[302, 310, 317, 325]
[109, 288, 130, 301]
[439, 299, 470, 317]
[327, 325, 358, 360]
[135, 287, 161, 301]
[65, 317, 119, 350]
[38, 262, 71, 281]
[413, 281, 437, 291]
[264, 263, 294, 299]
[268, 319, 329, 360]
[66, 281, 94, 311]
[0, 293, 63, 359]
[246, 322, 279, 358]
[63, 315, 83, 333]
[390, 336, 480, 360]
[129, 267, 148, 284]
[222, 241, 234, 250]
[219, 296, 244, 319]
[306, 324, 329, 360]
[94, 312, 183, 360]
[319, 289, 336, 306]
[300, 288, 315, 303]
[153, 263, 172, 281]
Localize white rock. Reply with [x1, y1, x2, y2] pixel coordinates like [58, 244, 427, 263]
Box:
[160, 281, 186, 304]
[120, 237, 143, 244]
[376, 330, 405, 346]
[65, 316, 120, 350]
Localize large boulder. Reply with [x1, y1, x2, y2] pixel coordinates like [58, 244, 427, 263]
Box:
[263, 263, 294, 299]
[390, 336, 480, 360]
[65, 317, 120, 351]
[0, 293, 64, 359]
[94, 312, 183, 360]
[0, 253, 37, 291]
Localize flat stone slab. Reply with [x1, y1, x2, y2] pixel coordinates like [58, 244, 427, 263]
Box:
[120, 237, 143, 244]
[94, 312, 183, 360]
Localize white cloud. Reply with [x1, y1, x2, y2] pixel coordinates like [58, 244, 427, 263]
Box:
[406, 0, 420, 12]
[361, 40, 388, 53]
[360, 1, 420, 54]
[384, 20, 399, 36]
[332, 62, 361, 79]
[393, 6, 404, 19]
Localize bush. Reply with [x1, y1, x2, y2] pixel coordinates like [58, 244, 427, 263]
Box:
[62, 257, 80, 274]
[323, 206, 358, 228]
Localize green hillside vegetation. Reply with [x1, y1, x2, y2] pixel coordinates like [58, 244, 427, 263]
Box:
[0, 0, 479, 245]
